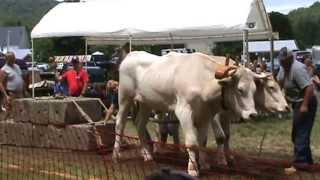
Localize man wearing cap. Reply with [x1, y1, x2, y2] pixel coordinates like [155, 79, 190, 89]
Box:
[277, 47, 317, 172]
[59, 57, 89, 97]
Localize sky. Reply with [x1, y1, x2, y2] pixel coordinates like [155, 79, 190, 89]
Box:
[264, 0, 319, 14]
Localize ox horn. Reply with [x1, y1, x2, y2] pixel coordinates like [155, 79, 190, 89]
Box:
[225, 54, 230, 66]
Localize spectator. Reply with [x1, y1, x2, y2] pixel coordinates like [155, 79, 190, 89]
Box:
[104, 80, 119, 122]
[277, 47, 317, 173]
[0, 52, 24, 113]
[47, 56, 57, 72]
[54, 63, 69, 96]
[304, 58, 320, 91]
[59, 57, 89, 97]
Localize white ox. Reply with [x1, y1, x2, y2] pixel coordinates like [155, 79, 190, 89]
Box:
[210, 56, 289, 165]
[113, 51, 266, 176]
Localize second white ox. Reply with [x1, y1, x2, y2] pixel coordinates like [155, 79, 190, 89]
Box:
[113, 51, 267, 176]
[210, 56, 289, 165]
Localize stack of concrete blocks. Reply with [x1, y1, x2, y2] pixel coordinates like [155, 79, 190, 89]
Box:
[0, 97, 115, 151]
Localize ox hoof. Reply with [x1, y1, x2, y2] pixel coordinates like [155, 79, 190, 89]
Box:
[153, 144, 165, 154]
[112, 151, 121, 162]
[200, 163, 211, 171]
[227, 155, 235, 164]
[216, 157, 228, 166]
[143, 154, 154, 162]
[188, 169, 199, 177]
[141, 149, 154, 161]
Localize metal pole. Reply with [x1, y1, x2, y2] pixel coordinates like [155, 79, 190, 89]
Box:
[31, 39, 35, 98]
[129, 35, 132, 52]
[169, 33, 174, 50]
[85, 38, 88, 55]
[270, 32, 274, 73]
[85, 38, 88, 67]
[242, 29, 249, 65]
[7, 31, 10, 52]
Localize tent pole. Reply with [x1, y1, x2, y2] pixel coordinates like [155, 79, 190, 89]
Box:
[85, 38, 88, 67]
[129, 35, 132, 52]
[169, 33, 174, 50]
[85, 38, 88, 55]
[242, 29, 249, 65]
[270, 32, 274, 73]
[31, 39, 35, 98]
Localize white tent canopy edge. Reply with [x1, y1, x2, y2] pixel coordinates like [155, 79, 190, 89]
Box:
[31, 0, 273, 41]
[30, 0, 275, 98]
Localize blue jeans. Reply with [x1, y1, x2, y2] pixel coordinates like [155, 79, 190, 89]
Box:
[54, 82, 68, 96]
[291, 96, 317, 164]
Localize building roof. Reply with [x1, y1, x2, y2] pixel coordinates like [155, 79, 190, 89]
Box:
[0, 26, 29, 49]
[248, 40, 299, 53]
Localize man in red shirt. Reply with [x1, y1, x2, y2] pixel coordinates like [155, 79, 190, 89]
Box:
[60, 57, 89, 97]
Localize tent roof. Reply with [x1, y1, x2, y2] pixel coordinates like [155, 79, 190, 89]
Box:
[31, 0, 272, 44]
[248, 40, 299, 53]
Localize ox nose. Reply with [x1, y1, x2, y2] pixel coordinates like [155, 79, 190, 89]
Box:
[249, 113, 258, 119]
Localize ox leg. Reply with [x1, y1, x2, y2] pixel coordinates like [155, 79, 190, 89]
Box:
[198, 124, 210, 171]
[136, 104, 153, 161]
[153, 112, 166, 153]
[219, 113, 235, 164]
[175, 105, 199, 177]
[211, 113, 227, 166]
[112, 99, 132, 161]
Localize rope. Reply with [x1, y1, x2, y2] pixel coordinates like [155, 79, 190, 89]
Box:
[72, 100, 104, 149]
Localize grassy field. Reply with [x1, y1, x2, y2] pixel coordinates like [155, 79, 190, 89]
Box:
[123, 103, 320, 162]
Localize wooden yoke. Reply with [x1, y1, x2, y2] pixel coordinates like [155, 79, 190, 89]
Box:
[215, 54, 237, 79]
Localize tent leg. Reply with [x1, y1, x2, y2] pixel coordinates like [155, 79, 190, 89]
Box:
[269, 32, 274, 73]
[242, 30, 249, 65]
[85, 38, 88, 55]
[85, 38, 88, 67]
[31, 39, 35, 99]
[169, 33, 174, 50]
[129, 35, 132, 52]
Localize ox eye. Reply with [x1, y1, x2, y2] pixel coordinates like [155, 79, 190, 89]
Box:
[268, 86, 275, 90]
[238, 88, 245, 95]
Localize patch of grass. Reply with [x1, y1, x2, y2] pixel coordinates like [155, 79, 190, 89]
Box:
[123, 101, 320, 162]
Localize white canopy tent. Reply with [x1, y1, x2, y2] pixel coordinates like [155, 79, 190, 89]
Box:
[31, 0, 273, 43]
[30, 0, 274, 97]
[249, 40, 299, 53]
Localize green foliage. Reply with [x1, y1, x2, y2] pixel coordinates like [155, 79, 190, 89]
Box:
[34, 37, 86, 62]
[288, 2, 320, 48]
[0, 0, 57, 30]
[269, 11, 293, 40]
[212, 41, 242, 56]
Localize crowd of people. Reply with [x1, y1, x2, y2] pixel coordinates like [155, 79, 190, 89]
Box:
[0, 52, 120, 121]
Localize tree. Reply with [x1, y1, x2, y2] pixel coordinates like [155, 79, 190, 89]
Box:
[269, 11, 293, 40]
[212, 41, 242, 57]
[288, 2, 320, 48]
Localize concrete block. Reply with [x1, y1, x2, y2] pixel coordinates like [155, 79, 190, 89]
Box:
[12, 98, 103, 125]
[0, 121, 115, 151]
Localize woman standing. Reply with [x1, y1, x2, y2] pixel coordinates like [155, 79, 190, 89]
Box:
[277, 47, 317, 173]
[0, 52, 24, 112]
